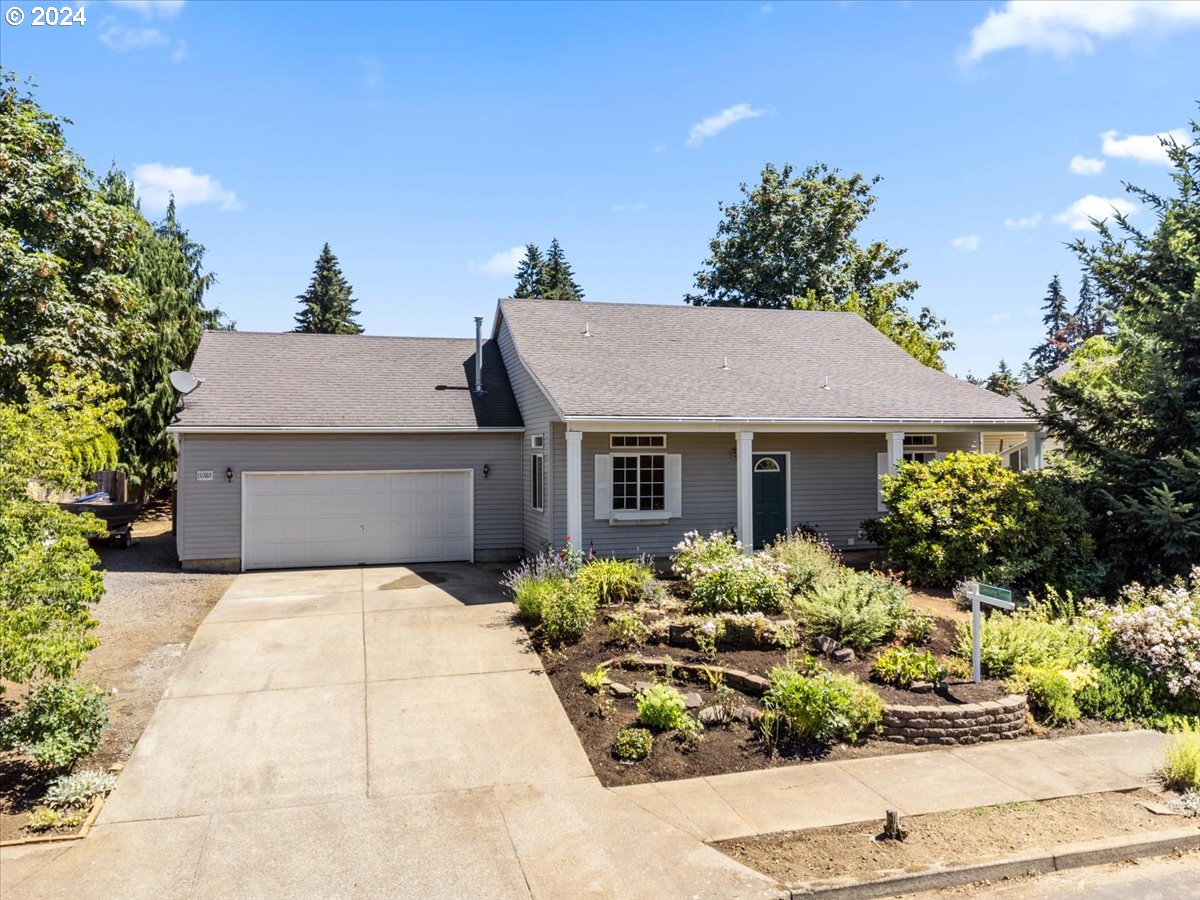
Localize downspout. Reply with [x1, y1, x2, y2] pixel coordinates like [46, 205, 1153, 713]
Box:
[474, 316, 484, 394]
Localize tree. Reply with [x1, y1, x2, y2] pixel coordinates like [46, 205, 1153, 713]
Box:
[0, 73, 143, 402]
[985, 360, 1020, 396]
[293, 243, 363, 334]
[1073, 273, 1099, 337]
[513, 243, 545, 298]
[1029, 275, 1071, 376]
[539, 238, 584, 301]
[1035, 121, 1200, 584]
[686, 162, 953, 368]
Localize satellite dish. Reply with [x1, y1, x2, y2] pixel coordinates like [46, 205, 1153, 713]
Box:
[169, 371, 200, 395]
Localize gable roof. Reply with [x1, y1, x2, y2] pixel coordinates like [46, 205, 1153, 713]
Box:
[1018, 362, 1070, 413]
[497, 299, 1032, 424]
[170, 331, 522, 431]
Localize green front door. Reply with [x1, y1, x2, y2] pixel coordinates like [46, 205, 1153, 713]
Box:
[752, 453, 788, 549]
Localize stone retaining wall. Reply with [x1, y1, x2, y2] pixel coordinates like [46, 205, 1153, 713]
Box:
[881, 695, 1027, 746]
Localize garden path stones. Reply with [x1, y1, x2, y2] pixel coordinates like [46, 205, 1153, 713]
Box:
[683, 692, 703, 710]
[608, 681, 634, 699]
[911, 681, 935, 694]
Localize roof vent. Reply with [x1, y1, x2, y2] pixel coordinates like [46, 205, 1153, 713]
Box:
[582, 321, 592, 337]
[721, 355, 730, 370]
[821, 375, 831, 391]
[473, 316, 485, 394]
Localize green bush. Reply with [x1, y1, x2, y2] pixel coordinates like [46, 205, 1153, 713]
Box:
[513, 576, 565, 624]
[1160, 723, 1200, 792]
[575, 558, 653, 606]
[765, 531, 841, 597]
[42, 768, 116, 810]
[900, 608, 937, 646]
[864, 452, 1103, 596]
[636, 683, 689, 730]
[762, 665, 883, 744]
[607, 610, 649, 648]
[792, 570, 908, 651]
[539, 583, 597, 645]
[687, 554, 790, 615]
[1073, 649, 1197, 724]
[27, 806, 85, 832]
[612, 727, 653, 761]
[871, 646, 943, 688]
[952, 612, 1089, 679]
[580, 663, 609, 692]
[1024, 667, 1082, 726]
[671, 530, 742, 583]
[0, 680, 109, 770]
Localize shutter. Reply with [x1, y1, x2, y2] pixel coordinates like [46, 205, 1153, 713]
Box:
[666, 454, 682, 518]
[594, 454, 612, 519]
[876, 452, 889, 512]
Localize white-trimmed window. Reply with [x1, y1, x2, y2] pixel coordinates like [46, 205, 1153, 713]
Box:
[530, 434, 544, 450]
[903, 434, 938, 464]
[530, 452, 544, 511]
[1008, 446, 1030, 472]
[610, 434, 665, 449]
[595, 441, 681, 523]
[612, 453, 666, 511]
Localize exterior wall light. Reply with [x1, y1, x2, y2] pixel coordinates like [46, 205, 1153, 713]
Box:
[225, 467, 234, 483]
[482, 464, 490, 479]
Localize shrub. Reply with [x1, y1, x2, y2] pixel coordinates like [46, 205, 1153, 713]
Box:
[42, 768, 116, 809]
[1073, 651, 1192, 724]
[900, 608, 937, 646]
[1160, 722, 1200, 792]
[1024, 667, 1082, 726]
[675, 713, 704, 752]
[864, 453, 1102, 596]
[688, 554, 790, 615]
[872, 646, 943, 688]
[762, 665, 883, 744]
[575, 558, 653, 606]
[636, 683, 689, 730]
[512, 576, 565, 624]
[502, 549, 574, 597]
[766, 531, 841, 597]
[580, 663, 609, 693]
[952, 612, 1089, 679]
[671, 530, 742, 583]
[0, 680, 108, 770]
[538, 583, 597, 644]
[607, 610, 649, 648]
[613, 727, 653, 761]
[27, 807, 85, 832]
[792, 570, 908, 651]
[1170, 790, 1200, 818]
[1102, 568, 1200, 701]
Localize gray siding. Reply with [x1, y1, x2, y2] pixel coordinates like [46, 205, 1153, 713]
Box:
[496, 319, 558, 554]
[177, 433, 522, 564]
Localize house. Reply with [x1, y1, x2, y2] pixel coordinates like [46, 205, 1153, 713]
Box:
[984, 363, 1069, 470]
[168, 299, 1041, 571]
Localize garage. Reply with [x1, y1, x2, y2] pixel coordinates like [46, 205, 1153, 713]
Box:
[241, 470, 474, 570]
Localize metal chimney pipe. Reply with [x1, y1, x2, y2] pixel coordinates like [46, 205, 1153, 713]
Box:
[474, 316, 484, 394]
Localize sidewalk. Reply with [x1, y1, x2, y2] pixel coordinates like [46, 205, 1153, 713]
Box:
[613, 730, 1165, 841]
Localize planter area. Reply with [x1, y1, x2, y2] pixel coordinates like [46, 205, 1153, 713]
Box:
[881, 696, 1027, 746]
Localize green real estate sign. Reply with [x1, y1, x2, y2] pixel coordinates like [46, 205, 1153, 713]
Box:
[976, 583, 1013, 604]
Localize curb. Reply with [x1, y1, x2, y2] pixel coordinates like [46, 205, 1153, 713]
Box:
[783, 825, 1200, 899]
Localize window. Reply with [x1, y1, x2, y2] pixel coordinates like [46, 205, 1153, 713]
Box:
[610, 434, 665, 449]
[1009, 446, 1029, 472]
[903, 434, 937, 464]
[754, 458, 781, 472]
[530, 434, 544, 450]
[530, 453, 544, 511]
[612, 453, 665, 511]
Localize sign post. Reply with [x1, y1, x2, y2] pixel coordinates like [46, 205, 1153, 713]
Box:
[964, 581, 1015, 684]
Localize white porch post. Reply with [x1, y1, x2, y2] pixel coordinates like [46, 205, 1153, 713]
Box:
[565, 430, 583, 549]
[1030, 431, 1046, 470]
[736, 431, 754, 552]
[886, 431, 905, 474]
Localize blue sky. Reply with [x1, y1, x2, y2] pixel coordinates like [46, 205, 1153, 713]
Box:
[5, 0, 1198, 377]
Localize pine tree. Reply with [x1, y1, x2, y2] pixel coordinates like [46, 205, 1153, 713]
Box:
[1074, 273, 1097, 337]
[293, 244, 363, 334]
[513, 243, 545, 298]
[1028, 274, 1071, 376]
[984, 359, 1019, 396]
[540, 238, 584, 301]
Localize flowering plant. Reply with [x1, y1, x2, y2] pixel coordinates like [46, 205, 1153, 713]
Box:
[671, 530, 742, 583]
[1101, 567, 1200, 700]
[688, 553, 790, 615]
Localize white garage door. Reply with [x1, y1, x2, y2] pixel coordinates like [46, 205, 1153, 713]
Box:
[242, 470, 473, 570]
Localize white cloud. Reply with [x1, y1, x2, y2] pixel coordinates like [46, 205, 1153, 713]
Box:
[962, 0, 1200, 63]
[1004, 213, 1042, 229]
[1069, 155, 1106, 175]
[687, 104, 768, 146]
[951, 234, 982, 253]
[1100, 128, 1189, 165]
[469, 246, 525, 278]
[612, 202, 648, 213]
[132, 163, 241, 212]
[109, 0, 186, 18]
[1053, 194, 1138, 230]
[99, 25, 169, 51]
[990, 312, 1013, 323]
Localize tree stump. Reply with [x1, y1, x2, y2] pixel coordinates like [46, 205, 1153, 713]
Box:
[883, 809, 908, 841]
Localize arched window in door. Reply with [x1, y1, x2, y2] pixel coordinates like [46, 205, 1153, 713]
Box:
[754, 458, 781, 473]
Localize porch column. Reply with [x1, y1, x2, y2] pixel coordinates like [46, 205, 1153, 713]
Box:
[736, 431, 754, 552]
[886, 431, 905, 474]
[1030, 431, 1046, 470]
[565, 430, 583, 549]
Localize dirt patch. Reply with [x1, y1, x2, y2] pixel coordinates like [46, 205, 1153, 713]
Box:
[715, 790, 1191, 886]
[1, 516, 232, 841]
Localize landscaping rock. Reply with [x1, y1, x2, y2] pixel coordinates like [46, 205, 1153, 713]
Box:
[832, 647, 856, 663]
[699, 706, 728, 727]
[816, 635, 841, 656]
[683, 692, 704, 710]
[608, 681, 634, 699]
[634, 681, 654, 694]
[910, 681, 935, 694]
[733, 705, 761, 724]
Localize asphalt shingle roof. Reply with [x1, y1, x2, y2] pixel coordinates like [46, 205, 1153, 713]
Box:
[499, 299, 1032, 423]
[172, 332, 522, 429]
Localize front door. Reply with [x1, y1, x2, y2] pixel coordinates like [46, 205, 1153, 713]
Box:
[752, 453, 788, 549]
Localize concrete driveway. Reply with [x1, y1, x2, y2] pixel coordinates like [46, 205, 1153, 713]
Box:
[3, 564, 771, 900]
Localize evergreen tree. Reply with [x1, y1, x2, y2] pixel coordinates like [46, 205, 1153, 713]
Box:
[984, 360, 1019, 396]
[1074, 273, 1098, 337]
[539, 238, 584, 301]
[1029, 274, 1071, 376]
[513, 243, 545, 298]
[293, 244, 363, 334]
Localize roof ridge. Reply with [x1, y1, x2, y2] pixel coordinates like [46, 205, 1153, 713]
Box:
[202, 331, 483, 342]
[498, 298, 861, 315]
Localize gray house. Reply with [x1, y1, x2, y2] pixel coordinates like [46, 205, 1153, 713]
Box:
[169, 299, 1040, 571]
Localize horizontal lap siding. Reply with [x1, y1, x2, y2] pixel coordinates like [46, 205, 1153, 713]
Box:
[937, 432, 980, 453]
[497, 320, 554, 555]
[176, 433, 521, 562]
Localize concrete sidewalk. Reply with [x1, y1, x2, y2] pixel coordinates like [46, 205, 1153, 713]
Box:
[614, 730, 1166, 841]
